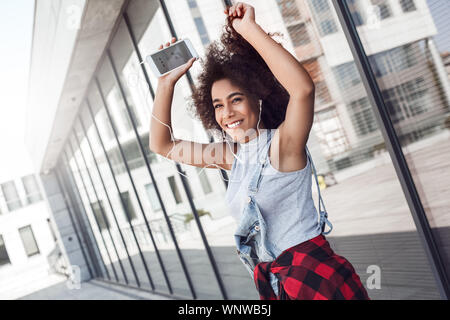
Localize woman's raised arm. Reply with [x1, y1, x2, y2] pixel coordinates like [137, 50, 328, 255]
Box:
[226, 3, 314, 99]
[226, 2, 315, 159]
[149, 38, 237, 171]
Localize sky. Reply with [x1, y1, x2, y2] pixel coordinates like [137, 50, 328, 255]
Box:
[0, 0, 447, 179]
[0, 0, 34, 178]
[427, 0, 450, 52]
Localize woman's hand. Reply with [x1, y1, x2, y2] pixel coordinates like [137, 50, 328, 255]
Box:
[224, 2, 257, 36]
[157, 37, 196, 87]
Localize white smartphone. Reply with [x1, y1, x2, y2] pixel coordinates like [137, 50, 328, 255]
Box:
[146, 38, 199, 78]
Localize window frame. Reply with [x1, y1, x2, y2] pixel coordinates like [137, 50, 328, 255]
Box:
[0, 234, 11, 266]
[18, 225, 40, 258]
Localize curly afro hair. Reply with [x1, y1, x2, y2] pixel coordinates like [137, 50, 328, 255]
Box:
[190, 18, 289, 137]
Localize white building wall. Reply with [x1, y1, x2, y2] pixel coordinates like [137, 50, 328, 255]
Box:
[0, 149, 64, 299]
[319, 0, 437, 67]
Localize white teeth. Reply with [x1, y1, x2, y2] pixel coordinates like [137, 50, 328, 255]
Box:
[227, 120, 242, 128]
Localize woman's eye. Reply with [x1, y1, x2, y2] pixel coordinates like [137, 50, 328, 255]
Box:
[232, 98, 241, 103]
[214, 104, 222, 109]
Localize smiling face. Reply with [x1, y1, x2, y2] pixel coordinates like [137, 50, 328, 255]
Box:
[211, 78, 264, 143]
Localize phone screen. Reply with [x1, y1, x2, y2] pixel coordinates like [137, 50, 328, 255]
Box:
[151, 41, 193, 74]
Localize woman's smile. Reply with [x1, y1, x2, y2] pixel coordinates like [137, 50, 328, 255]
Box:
[226, 119, 243, 129]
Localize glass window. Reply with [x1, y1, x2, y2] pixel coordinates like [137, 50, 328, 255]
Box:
[95, 18, 176, 290]
[349, 97, 379, 136]
[127, 0, 225, 298]
[194, 17, 210, 46]
[276, 0, 303, 25]
[381, 77, 429, 124]
[65, 131, 125, 285]
[309, 0, 339, 36]
[0, 235, 10, 266]
[187, 0, 197, 9]
[185, 178, 195, 199]
[287, 23, 311, 46]
[370, 0, 392, 20]
[319, 19, 338, 36]
[369, 44, 418, 78]
[400, 0, 416, 13]
[78, 102, 148, 289]
[347, 0, 365, 26]
[91, 200, 110, 230]
[99, 108, 115, 142]
[381, 88, 406, 124]
[108, 86, 134, 136]
[1, 181, 22, 211]
[314, 80, 333, 105]
[19, 225, 40, 257]
[333, 61, 362, 90]
[313, 0, 331, 13]
[312, 107, 350, 157]
[196, 167, 212, 195]
[108, 15, 199, 293]
[351, 0, 450, 292]
[168, 176, 182, 204]
[21, 175, 43, 204]
[120, 191, 137, 221]
[145, 183, 162, 212]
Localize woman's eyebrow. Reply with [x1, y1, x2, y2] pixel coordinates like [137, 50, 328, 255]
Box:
[212, 92, 244, 103]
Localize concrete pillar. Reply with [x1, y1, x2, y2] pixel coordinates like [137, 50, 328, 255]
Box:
[39, 165, 105, 283]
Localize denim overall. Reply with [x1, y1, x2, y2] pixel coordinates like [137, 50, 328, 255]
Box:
[234, 129, 333, 295]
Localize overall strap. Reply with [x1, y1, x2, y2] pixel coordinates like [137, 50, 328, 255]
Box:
[247, 129, 272, 196]
[305, 146, 333, 235]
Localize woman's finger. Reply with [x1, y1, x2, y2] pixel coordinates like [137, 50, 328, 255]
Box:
[187, 57, 196, 67]
[176, 57, 196, 77]
[171, 37, 176, 43]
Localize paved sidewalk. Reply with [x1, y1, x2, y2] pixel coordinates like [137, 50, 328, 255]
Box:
[19, 279, 173, 300]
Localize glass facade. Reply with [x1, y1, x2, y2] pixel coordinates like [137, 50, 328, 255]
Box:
[53, 0, 449, 299]
[342, 0, 450, 298]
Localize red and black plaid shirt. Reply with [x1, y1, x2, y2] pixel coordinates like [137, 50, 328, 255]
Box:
[253, 234, 370, 300]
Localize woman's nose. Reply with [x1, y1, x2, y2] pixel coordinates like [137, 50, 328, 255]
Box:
[223, 103, 235, 117]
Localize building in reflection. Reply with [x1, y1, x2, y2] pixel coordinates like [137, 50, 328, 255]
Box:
[276, 0, 450, 171]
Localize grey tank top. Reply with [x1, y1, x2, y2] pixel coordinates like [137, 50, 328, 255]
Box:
[225, 129, 322, 257]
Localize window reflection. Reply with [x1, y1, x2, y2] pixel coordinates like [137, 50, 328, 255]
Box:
[346, 0, 450, 293]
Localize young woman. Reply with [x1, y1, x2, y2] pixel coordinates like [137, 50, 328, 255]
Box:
[150, 2, 369, 300]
